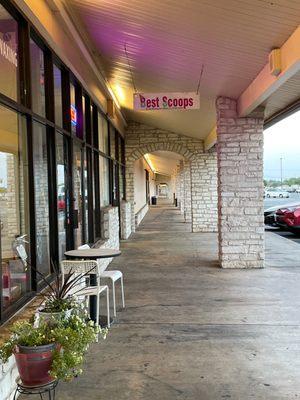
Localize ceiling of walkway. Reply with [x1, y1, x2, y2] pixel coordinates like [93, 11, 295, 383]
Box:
[65, 0, 300, 139]
[145, 151, 183, 176]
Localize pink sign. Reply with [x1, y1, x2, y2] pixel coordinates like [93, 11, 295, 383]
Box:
[134, 92, 200, 111]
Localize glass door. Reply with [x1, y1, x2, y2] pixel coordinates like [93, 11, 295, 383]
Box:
[56, 133, 69, 260]
[32, 122, 50, 278]
[0, 106, 30, 311]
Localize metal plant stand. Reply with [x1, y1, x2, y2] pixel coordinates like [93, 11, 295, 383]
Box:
[14, 380, 58, 400]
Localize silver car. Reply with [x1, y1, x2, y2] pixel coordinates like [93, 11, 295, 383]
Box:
[264, 189, 290, 198]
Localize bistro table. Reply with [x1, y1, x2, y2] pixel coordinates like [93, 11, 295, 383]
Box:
[64, 248, 121, 326]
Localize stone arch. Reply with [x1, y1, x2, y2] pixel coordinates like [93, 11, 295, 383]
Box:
[124, 121, 218, 235]
[128, 142, 196, 163]
[126, 142, 194, 233]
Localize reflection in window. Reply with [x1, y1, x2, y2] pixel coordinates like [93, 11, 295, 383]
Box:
[119, 166, 125, 201]
[99, 156, 110, 207]
[98, 112, 109, 154]
[70, 82, 76, 135]
[81, 95, 86, 140]
[83, 150, 88, 242]
[73, 143, 83, 248]
[32, 122, 50, 278]
[0, 106, 29, 310]
[53, 64, 62, 127]
[30, 39, 45, 117]
[56, 133, 67, 260]
[110, 125, 115, 159]
[0, 5, 18, 101]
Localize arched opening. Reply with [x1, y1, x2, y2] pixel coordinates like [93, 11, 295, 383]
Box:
[129, 149, 192, 231]
[157, 182, 169, 199]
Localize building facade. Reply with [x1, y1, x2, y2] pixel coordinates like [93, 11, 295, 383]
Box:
[0, 0, 126, 324]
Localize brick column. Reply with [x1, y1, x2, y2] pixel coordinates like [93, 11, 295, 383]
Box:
[216, 97, 264, 268]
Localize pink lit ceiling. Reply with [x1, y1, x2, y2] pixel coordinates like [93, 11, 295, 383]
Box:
[65, 0, 300, 139]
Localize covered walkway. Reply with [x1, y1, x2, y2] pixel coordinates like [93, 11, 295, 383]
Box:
[56, 205, 300, 400]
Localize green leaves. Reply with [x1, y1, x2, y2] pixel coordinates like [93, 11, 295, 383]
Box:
[0, 308, 108, 381]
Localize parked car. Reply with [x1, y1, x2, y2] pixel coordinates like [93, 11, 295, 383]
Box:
[275, 205, 300, 234]
[264, 202, 300, 226]
[57, 195, 65, 211]
[264, 189, 289, 198]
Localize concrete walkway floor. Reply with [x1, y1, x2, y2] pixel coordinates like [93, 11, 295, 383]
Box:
[31, 205, 300, 399]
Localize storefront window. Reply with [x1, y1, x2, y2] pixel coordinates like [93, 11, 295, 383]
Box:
[70, 82, 76, 135]
[73, 142, 83, 248]
[99, 156, 110, 207]
[30, 38, 45, 117]
[93, 151, 101, 239]
[0, 5, 18, 101]
[56, 133, 67, 260]
[98, 112, 109, 154]
[32, 122, 50, 278]
[0, 1, 126, 323]
[119, 166, 125, 201]
[83, 149, 88, 242]
[82, 95, 86, 140]
[53, 64, 62, 127]
[110, 124, 116, 159]
[0, 106, 29, 310]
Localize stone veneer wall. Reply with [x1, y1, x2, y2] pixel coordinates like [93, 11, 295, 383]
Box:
[183, 160, 192, 223]
[125, 121, 218, 233]
[135, 203, 149, 227]
[0, 355, 19, 400]
[216, 97, 264, 268]
[175, 164, 181, 208]
[179, 160, 185, 215]
[120, 201, 132, 239]
[96, 206, 120, 270]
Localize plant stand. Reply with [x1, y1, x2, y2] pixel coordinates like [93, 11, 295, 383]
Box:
[14, 379, 58, 400]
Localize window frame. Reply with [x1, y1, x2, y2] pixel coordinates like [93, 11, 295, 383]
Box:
[0, 0, 126, 324]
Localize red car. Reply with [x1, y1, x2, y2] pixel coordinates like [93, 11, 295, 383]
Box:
[57, 196, 65, 211]
[275, 205, 300, 234]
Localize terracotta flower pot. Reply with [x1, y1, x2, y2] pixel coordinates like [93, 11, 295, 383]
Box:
[14, 343, 57, 387]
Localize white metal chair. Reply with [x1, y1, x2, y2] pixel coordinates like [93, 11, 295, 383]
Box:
[60, 259, 110, 328]
[78, 244, 125, 317]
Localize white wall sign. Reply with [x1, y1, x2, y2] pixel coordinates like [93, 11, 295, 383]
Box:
[133, 92, 200, 111]
[0, 37, 17, 67]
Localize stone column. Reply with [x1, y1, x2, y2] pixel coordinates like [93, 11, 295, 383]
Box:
[183, 160, 192, 222]
[179, 161, 185, 215]
[216, 97, 264, 268]
[190, 150, 218, 233]
[175, 164, 181, 207]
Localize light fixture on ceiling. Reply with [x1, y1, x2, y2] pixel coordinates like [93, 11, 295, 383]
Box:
[144, 154, 156, 173]
[107, 86, 121, 110]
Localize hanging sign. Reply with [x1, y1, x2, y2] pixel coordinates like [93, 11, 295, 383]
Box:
[133, 92, 200, 111]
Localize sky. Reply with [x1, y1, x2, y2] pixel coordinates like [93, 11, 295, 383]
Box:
[264, 110, 300, 180]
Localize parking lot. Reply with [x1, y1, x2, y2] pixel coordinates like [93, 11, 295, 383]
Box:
[265, 192, 300, 245]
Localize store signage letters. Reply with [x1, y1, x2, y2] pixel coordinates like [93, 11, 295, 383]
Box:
[133, 92, 200, 110]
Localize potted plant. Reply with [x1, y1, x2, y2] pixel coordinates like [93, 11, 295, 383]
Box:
[34, 260, 95, 324]
[0, 311, 107, 386]
[13, 238, 95, 323]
